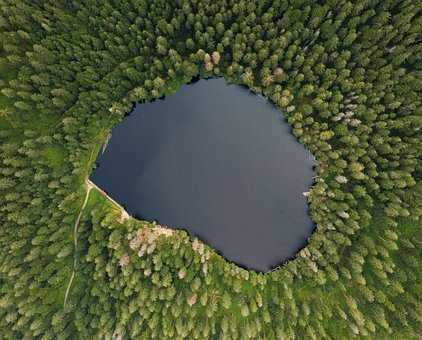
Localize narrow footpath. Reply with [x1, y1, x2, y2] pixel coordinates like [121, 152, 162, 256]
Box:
[63, 178, 130, 307]
[63, 181, 92, 307]
[63, 140, 131, 307]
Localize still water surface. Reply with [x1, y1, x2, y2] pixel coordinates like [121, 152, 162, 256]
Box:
[91, 78, 315, 271]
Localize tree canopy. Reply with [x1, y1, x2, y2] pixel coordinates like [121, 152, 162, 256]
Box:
[0, 0, 421, 339]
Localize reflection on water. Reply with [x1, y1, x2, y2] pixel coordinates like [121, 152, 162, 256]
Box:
[91, 78, 315, 271]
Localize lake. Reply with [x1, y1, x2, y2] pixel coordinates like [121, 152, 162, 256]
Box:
[90, 78, 315, 271]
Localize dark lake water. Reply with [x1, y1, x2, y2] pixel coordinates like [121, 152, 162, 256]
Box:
[91, 78, 315, 271]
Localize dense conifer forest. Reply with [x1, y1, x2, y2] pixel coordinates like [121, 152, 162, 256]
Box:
[0, 0, 421, 339]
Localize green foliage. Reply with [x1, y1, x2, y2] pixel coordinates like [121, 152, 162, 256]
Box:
[0, 0, 421, 339]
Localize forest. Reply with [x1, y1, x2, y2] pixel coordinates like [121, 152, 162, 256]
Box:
[0, 0, 421, 339]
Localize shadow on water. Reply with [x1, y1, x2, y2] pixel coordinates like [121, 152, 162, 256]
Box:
[91, 78, 316, 272]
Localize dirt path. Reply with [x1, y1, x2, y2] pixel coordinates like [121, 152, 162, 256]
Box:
[63, 140, 130, 307]
[63, 181, 92, 307]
